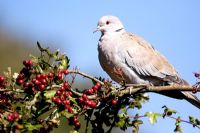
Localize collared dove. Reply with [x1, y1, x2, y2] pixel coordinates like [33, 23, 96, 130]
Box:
[96, 15, 200, 109]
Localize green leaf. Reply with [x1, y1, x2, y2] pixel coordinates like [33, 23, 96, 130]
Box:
[116, 119, 126, 129]
[174, 125, 182, 133]
[25, 123, 43, 131]
[44, 90, 56, 99]
[145, 112, 162, 125]
[162, 106, 176, 117]
[132, 119, 143, 133]
[68, 96, 77, 104]
[61, 110, 74, 118]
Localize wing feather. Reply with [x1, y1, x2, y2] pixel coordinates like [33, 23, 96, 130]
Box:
[119, 32, 180, 84]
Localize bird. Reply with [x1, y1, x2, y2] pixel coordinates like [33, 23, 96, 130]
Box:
[95, 15, 200, 109]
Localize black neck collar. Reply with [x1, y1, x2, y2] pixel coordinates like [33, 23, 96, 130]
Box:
[115, 28, 124, 32]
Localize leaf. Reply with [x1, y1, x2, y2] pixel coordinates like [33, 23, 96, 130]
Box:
[25, 123, 43, 132]
[145, 112, 162, 125]
[174, 125, 182, 133]
[132, 119, 143, 133]
[61, 110, 74, 118]
[44, 90, 56, 99]
[68, 96, 77, 104]
[162, 106, 176, 117]
[30, 54, 39, 64]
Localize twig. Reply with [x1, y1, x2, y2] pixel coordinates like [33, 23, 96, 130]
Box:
[26, 91, 41, 110]
[167, 116, 200, 129]
[68, 70, 104, 85]
[129, 115, 200, 129]
[118, 85, 200, 96]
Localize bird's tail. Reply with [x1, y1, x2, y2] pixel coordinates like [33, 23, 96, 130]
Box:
[182, 91, 200, 109]
[180, 79, 200, 109]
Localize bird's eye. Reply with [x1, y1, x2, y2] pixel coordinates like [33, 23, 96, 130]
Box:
[106, 21, 110, 25]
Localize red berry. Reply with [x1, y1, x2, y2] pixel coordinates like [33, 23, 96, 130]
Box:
[17, 79, 24, 85]
[55, 98, 62, 105]
[52, 96, 57, 102]
[60, 95, 65, 101]
[82, 94, 88, 100]
[63, 99, 70, 105]
[96, 82, 101, 87]
[73, 117, 78, 124]
[93, 84, 100, 91]
[88, 100, 97, 108]
[41, 79, 47, 84]
[86, 88, 94, 94]
[63, 82, 70, 89]
[36, 74, 41, 80]
[7, 114, 14, 122]
[67, 106, 73, 113]
[75, 122, 81, 129]
[111, 99, 117, 105]
[57, 73, 62, 80]
[27, 60, 33, 66]
[78, 97, 84, 103]
[63, 69, 69, 75]
[56, 90, 62, 95]
[24, 82, 32, 88]
[32, 79, 36, 83]
[13, 112, 19, 119]
[60, 86, 65, 91]
[48, 72, 54, 78]
[23, 60, 28, 66]
[68, 91, 72, 96]
[39, 84, 45, 91]
[41, 74, 47, 79]
[58, 69, 63, 74]
[17, 73, 25, 79]
[0, 76, 5, 83]
[34, 80, 41, 85]
[63, 92, 69, 97]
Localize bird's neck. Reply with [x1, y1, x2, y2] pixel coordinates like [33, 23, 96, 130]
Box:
[101, 28, 125, 38]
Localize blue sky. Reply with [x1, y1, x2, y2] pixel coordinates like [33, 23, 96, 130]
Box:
[0, 0, 200, 132]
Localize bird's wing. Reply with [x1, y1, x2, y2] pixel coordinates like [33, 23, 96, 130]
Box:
[119, 32, 184, 84]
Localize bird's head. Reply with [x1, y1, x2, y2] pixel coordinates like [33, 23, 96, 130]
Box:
[94, 15, 125, 34]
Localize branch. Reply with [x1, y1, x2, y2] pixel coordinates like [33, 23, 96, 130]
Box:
[67, 70, 200, 97]
[68, 70, 104, 85]
[117, 84, 200, 96]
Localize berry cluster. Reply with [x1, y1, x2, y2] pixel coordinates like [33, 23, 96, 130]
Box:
[78, 82, 101, 109]
[52, 82, 73, 113]
[78, 94, 97, 108]
[0, 75, 9, 106]
[16, 59, 71, 95]
[7, 112, 19, 122]
[85, 82, 101, 95]
[16, 60, 33, 86]
[193, 73, 200, 94]
[72, 116, 80, 129]
[0, 75, 5, 88]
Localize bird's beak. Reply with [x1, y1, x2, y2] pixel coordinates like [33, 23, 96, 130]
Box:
[93, 26, 100, 33]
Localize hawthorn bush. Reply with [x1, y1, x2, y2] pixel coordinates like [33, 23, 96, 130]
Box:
[0, 43, 199, 133]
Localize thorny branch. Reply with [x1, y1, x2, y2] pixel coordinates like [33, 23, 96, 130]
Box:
[68, 70, 200, 98]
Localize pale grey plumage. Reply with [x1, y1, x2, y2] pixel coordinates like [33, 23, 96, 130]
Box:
[96, 15, 200, 109]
